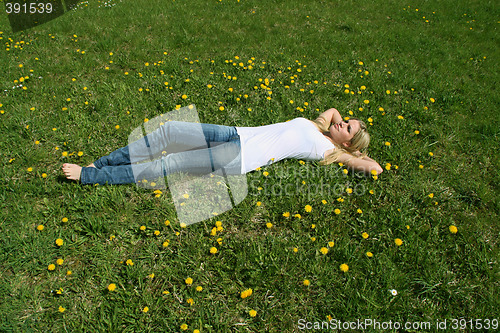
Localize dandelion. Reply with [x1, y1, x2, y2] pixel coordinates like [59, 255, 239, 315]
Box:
[196, 286, 203, 292]
[48, 264, 56, 271]
[320, 247, 329, 255]
[357, 208, 363, 214]
[126, 259, 134, 266]
[185, 277, 193, 285]
[37, 225, 44, 231]
[334, 209, 341, 215]
[303, 279, 310, 286]
[162, 240, 170, 247]
[27, 167, 33, 172]
[154, 230, 160, 236]
[249, 309, 257, 317]
[340, 264, 349, 272]
[139, 225, 146, 231]
[430, 98, 435, 103]
[55, 238, 64, 246]
[241, 288, 253, 298]
[305, 205, 312, 212]
[366, 252, 373, 258]
[328, 241, 334, 247]
[385, 163, 391, 170]
[58, 306, 66, 313]
[428, 193, 434, 198]
[293, 247, 298, 253]
[395, 238, 403, 246]
[180, 324, 188, 331]
[283, 212, 290, 218]
[108, 283, 116, 291]
[263, 171, 269, 177]
[449, 225, 458, 234]
[363, 99, 369, 104]
[429, 152, 434, 156]
[56, 258, 64, 265]
[266, 223, 273, 229]
[142, 307, 149, 313]
[385, 141, 391, 146]
[181, 94, 187, 99]
[210, 247, 218, 254]
[362, 232, 369, 239]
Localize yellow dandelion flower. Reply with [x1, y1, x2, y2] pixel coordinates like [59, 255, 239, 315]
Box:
[395, 238, 403, 246]
[320, 247, 329, 255]
[37, 225, 44, 231]
[293, 247, 298, 253]
[62, 217, 68, 223]
[263, 171, 269, 176]
[58, 306, 65, 313]
[305, 205, 312, 212]
[196, 286, 203, 292]
[449, 225, 458, 234]
[210, 247, 218, 254]
[126, 259, 134, 266]
[303, 279, 310, 286]
[366, 252, 373, 257]
[340, 264, 349, 272]
[55, 239, 63, 246]
[142, 307, 149, 313]
[181, 94, 187, 99]
[180, 324, 188, 331]
[266, 222, 273, 229]
[362, 232, 369, 239]
[328, 241, 334, 247]
[430, 98, 435, 103]
[385, 141, 391, 146]
[56, 258, 64, 265]
[249, 309, 257, 317]
[187, 298, 194, 306]
[241, 288, 253, 298]
[283, 212, 290, 218]
[185, 277, 193, 285]
[108, 283, 116, 291]
[27, 167, 33, 172]
[48, 264, 56, 271]
[334, 209, 341, 215]
[139, 225, 146, 231]
[154, 230, 160, 236]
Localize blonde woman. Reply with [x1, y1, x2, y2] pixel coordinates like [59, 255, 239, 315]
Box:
[62, 107, 383, 185]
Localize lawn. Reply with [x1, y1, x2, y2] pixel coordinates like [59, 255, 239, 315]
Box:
[0, 0, 499, 331]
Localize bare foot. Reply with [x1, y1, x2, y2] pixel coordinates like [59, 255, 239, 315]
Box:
[86, 163, 96, 168]
[62, 163, 82, 181]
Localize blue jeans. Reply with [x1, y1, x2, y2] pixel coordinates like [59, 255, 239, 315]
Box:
[80, 121, 242, 185]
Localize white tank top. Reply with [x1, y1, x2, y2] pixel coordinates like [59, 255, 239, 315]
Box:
[235, 117, 335, 174]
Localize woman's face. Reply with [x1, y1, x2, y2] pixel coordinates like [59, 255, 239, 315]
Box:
[329, 119, 360, 147]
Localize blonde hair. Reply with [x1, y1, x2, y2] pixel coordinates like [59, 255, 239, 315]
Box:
[311, 115, 370, 165]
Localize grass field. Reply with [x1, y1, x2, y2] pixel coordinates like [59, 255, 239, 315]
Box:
[0, 0, 499, 331]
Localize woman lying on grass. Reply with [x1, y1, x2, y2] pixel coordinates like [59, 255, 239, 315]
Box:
[62, 107, 383, 185]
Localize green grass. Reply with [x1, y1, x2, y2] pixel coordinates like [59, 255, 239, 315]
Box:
[0, 0, 499, 331]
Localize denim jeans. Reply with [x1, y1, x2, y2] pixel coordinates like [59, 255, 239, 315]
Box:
[80, 121, 242, 185]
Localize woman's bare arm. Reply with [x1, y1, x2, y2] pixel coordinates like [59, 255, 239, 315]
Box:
[317, 108, 343, 127]
[337, 152, 383, 175]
